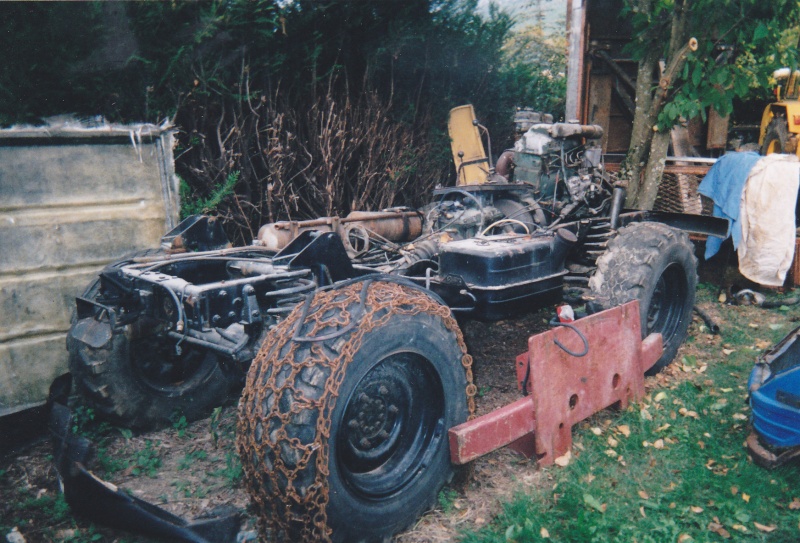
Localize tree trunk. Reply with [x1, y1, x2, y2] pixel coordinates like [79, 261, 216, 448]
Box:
[623, 0, 695, 209]
[638, 129, 671, 209]
[621, 49, 659, 206]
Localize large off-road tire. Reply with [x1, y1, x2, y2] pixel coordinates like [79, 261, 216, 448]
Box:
[588, 222, 697, 374]
[762, 117, 790, 155]
[237, 279, 473, 543]
[67, 254, 238, 429]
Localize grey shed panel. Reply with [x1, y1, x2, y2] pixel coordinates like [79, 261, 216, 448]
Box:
[0, 126, 179, 415]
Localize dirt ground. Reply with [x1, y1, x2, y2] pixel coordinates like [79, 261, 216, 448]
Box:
[0, 254, 788, 543]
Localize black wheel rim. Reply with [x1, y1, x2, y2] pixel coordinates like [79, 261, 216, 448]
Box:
[337, 352, 445, 499]
[647, 263, 687, 346]
[130, 337, 219, 397]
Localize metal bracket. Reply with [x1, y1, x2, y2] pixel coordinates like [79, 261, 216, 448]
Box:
[448, 301, 662, 466]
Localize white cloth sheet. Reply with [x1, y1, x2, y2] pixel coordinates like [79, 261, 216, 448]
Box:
[738, 154, 800, 286]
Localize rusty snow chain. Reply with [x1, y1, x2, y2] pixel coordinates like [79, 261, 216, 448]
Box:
[237, 278, 475, 542]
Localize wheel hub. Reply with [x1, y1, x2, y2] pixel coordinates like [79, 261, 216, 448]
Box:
[348, 386, 397, 444]
[338, 352, 444, 498]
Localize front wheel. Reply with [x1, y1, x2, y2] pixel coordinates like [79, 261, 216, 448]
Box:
[762, 118, 790, 155]
[588, 222, 697, 373]
[237, 279, 473, 542]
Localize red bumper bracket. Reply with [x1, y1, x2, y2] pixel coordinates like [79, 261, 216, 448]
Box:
[449, 301, 662, 466]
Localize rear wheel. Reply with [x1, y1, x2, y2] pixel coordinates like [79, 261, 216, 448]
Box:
[67, 253, 239, 429]
[237, 279, 473, 542]
[588, 222, 697, 373]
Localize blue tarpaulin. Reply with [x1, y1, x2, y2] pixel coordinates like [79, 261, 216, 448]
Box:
[697, 151, 761, 259]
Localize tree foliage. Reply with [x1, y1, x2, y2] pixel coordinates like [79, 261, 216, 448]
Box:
[621, 0, 800, 208]
[0, 0, 565, 242]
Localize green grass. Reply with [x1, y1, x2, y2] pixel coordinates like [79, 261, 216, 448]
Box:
[209, 451, 243, 487]
[130, 440, 162, 477]
[178, 449, 208, 470]
[461, 283, 800, 542]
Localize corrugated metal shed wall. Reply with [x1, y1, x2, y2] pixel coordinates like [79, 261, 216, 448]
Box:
[0, 125, 179, 416]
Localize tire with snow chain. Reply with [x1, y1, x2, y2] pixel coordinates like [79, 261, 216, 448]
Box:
[588, 222, 697, 374]
[237, 279, 473, 543]
[67, 252, 238, 429]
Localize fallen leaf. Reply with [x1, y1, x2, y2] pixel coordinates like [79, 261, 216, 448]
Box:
[748, 323, 759, 328]
[719, 292, 727, 303]
[755, 340, 772, 350]
[722, 348, 735, 356]
[730, 486, 738, 495]
[656, 423, 671, 432]
[591, 427, 602, 436]
[708, 521, 731, 539]
[653, 439, 665, 449]
[710, 399, 728, 410]
[654, 391, 667, 402]
[789, 498, 800, 510]
[733, 413, 748, 421]
[640, 506, 646, 518]
[678, 534, 692, 542]
[769, 323, 785, 330]
[617, 424, 631, 437]
[607, 436, 619, 447]
[732, 524, 748, 532]
[583, 493, 605, 513]
[720, 388, 733, 393]
[691, 506, 704, 513]
[754, 522, 776, 532]
[475, 517, 485, 526]
[742, 493, 750, 503]
[540, 527, 550, 538]
[554, 450, 571, 467]
[638, 490, 649, 500]
[584, 473, 596, 484]
[604, 448, 618, 458]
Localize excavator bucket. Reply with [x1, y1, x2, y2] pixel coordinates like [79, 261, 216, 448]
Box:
[448, 105, 489, 185]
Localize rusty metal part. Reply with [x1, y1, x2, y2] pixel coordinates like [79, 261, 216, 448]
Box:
[255, 210, 423, 252]
[448, 301, 662, 466]
[548, 123, 604, 140]
[746, 431, 800, 469]
[237, 280, 475, 542]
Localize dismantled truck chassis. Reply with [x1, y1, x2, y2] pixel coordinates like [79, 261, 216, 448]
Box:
[66, 106, 727, 542]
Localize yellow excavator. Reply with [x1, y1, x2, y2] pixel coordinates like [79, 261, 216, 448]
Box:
[759, 67, 800, 156]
